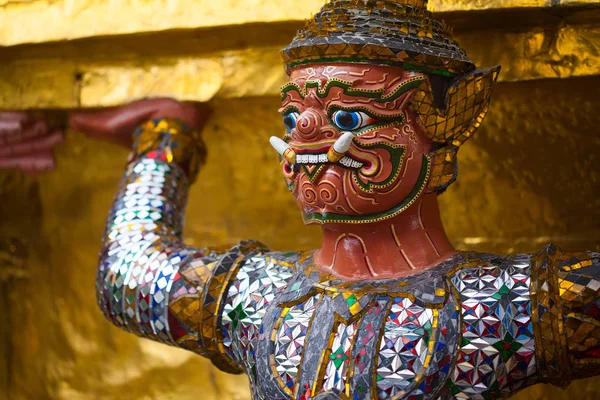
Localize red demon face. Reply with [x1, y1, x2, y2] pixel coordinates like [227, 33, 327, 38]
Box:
[277, 63, 433, 226]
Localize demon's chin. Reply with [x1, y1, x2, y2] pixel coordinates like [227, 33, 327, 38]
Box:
[293, 154, 431, 225]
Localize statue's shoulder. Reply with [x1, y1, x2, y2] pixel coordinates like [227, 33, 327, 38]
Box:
[529, 243, 600, 300]
[183, 241, 300, 305]
[530, 243, 600, 273]
[527, 244, 600, 385]
[445, 246, 600, 302]
[204, 241, 301, 275]
[445, 251, 534, 296]
[224, 244, 301, 286]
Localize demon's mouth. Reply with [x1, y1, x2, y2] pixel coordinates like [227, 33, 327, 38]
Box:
[301, 154, 431, 225]
[275, 136, 409, 191]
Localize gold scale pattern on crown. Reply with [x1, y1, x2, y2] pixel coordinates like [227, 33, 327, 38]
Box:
[282, 0, 474, 77]
[281, 0, 501, 192]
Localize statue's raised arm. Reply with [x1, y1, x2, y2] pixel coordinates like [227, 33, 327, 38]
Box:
[69, 99, 298, 374]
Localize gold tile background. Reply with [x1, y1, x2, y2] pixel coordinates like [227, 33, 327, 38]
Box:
[0, 1, 599, 399]
[0, 0, 552, 46]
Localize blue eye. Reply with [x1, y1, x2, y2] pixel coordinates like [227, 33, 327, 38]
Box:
[332, 110, 375, 131]
[282, 112, 300, 132]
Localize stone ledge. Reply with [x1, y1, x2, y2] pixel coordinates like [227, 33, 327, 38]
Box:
[0, 0, 596, 46]
[1, 1, 599, 109]
[1, 23, 598, 109]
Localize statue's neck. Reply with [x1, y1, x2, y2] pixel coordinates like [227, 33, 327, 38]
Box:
[314, 193, 457, 280]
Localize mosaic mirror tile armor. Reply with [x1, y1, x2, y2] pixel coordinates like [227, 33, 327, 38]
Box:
[96, 119, 600, 399]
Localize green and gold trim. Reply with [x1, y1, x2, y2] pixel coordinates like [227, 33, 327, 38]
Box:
[281, 76, 425, 104]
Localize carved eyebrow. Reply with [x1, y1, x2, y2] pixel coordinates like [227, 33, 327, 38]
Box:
[278, 105, 299, 115]
[280, 76, 425, 104]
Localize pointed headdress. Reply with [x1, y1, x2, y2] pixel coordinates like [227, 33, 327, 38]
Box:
[282, 0, 473, 77]
[281, 0, 501, 192]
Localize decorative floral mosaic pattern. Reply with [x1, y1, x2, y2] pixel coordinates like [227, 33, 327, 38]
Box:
[445, 257, 536, 398]
[221, 255, 296, 374]
[376, 292, 460, 399]
[322, 322, 357, 393]
[274, 295, 321, 393]
[377, 297, 436, 397]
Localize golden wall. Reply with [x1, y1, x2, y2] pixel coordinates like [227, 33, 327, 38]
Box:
[1, 1, 600, 399]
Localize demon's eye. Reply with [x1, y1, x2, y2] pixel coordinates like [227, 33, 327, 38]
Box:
[331, 110, 376, 131]
[282, 112, 300, 132]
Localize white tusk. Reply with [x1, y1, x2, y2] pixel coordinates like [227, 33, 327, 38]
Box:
[270, 136, 289, 155]
[333, 132, 354, 154]
[328, 132, 354, 163]
[269, 136, 296, 164]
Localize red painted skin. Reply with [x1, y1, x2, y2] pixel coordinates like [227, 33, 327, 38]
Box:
[0, 64, 455, 281]
[0, 112, 63, 176]
[281, 64, 456, 279]
[282, 64, 429, 219]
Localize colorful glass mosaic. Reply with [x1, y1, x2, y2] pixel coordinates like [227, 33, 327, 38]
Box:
[377, 297, 436, 397]
[322, 321, 358, 393]
[221, 255, 296, 368]
[273, 295, 321, 393]
[446, 256, 537, 398]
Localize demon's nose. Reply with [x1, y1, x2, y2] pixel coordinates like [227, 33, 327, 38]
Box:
[295, 109, 326, 141]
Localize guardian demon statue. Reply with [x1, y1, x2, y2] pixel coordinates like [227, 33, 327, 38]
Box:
[1, 1, 599, 399]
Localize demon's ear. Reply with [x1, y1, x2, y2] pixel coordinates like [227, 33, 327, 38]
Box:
[411, 66, 501, 193]
[413, 65, 501, 147]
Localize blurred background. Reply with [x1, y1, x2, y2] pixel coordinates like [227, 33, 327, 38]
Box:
[0, 0, 599, 399]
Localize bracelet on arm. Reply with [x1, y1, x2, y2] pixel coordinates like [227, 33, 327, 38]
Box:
[132, 118, 207, 183]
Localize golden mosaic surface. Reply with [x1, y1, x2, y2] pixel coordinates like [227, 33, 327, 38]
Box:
[1, 1, 600, 109]
[0, 0, 561, 46]
[0, 0, 599, 399]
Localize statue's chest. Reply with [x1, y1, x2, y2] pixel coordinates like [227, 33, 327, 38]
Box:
[254, 283, 460, 400]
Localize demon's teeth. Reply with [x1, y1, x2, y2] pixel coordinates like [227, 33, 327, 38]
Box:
[294, 152, 363, 168]
[297, 153, 323, 164]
